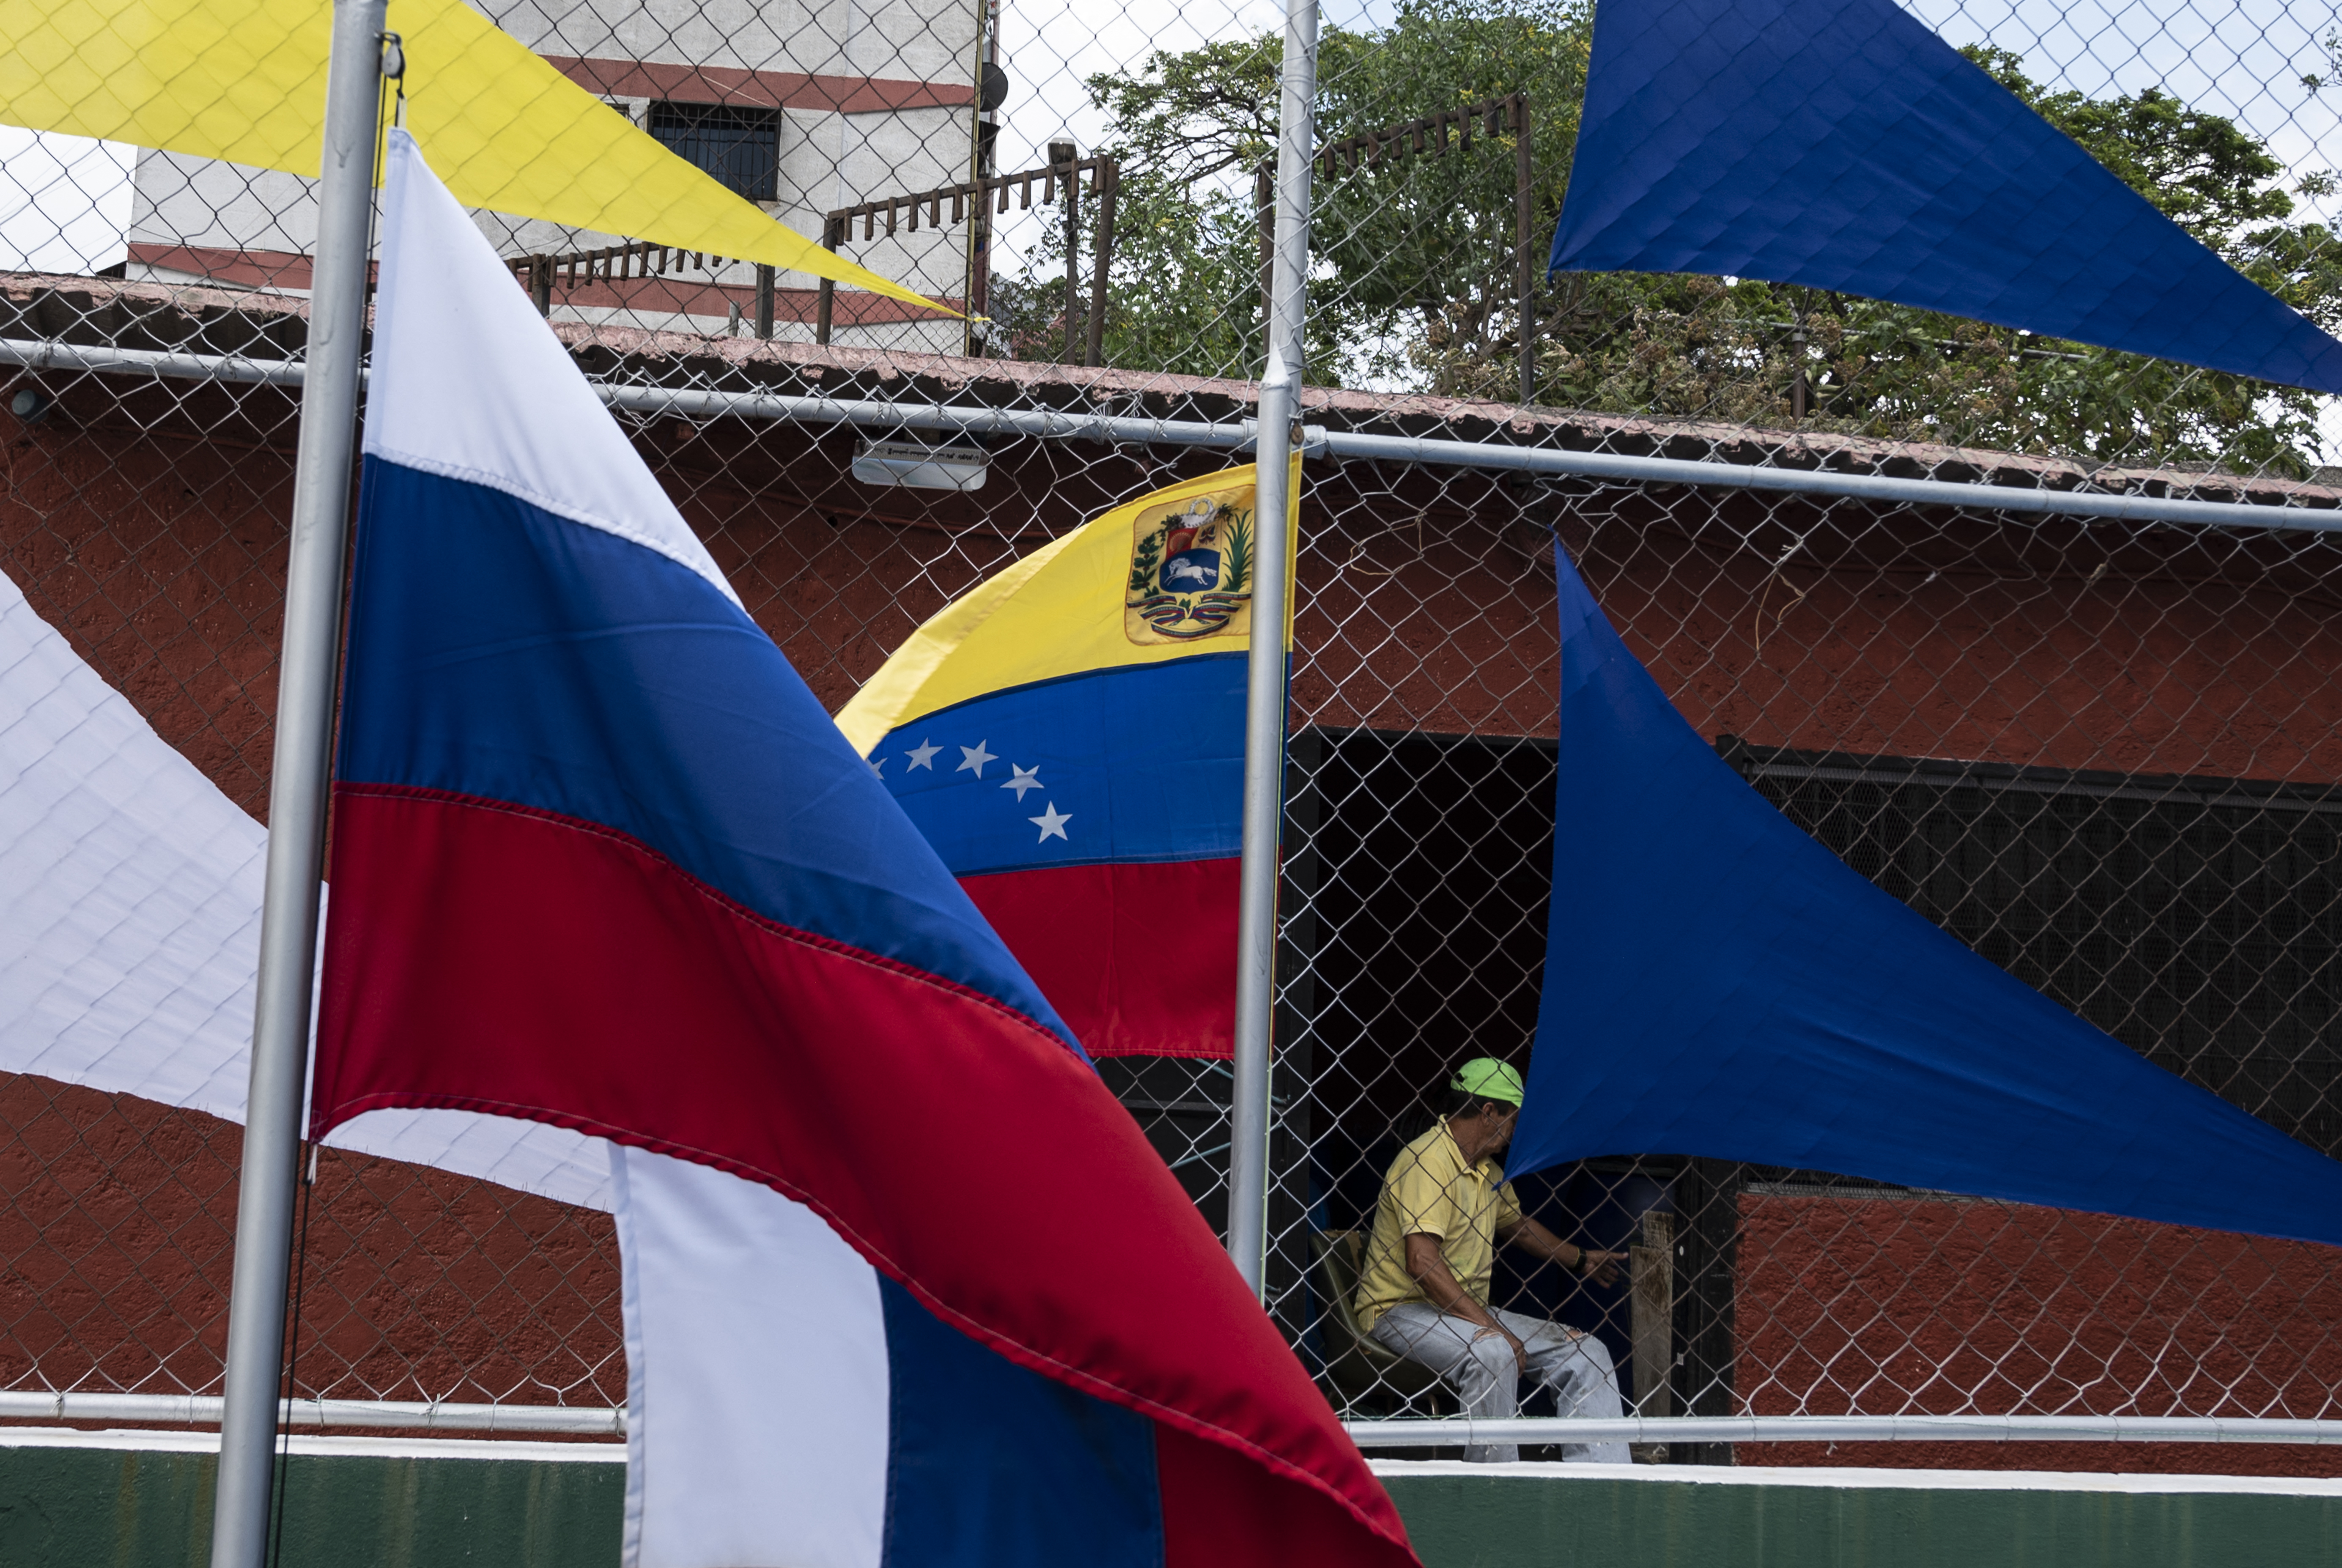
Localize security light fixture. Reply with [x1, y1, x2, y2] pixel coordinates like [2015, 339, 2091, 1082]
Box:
[852, 439, 990, 492]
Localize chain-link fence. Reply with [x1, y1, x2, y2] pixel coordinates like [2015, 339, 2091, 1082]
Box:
[4, 0, 2342, 1476]
[1275, 461, 2342, 1469]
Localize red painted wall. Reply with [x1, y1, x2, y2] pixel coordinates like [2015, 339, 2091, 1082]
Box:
[1736, 1192, 2342, 1474]
[5, 377, 2340, 1470]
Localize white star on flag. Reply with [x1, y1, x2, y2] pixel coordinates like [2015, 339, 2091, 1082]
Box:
[958, 740, 996, 778]
[1029, 802, 1072, 842]
[870, 757, 884, 778]
[1002, 764, 1042, 800]
[904, 739, 940, 770]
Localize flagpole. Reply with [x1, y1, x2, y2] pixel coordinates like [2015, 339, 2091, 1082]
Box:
[1227, 0, 1319, 1302]
[207, 4, 387, 1564]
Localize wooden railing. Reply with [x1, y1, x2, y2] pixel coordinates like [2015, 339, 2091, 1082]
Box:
[815, 153, 1120, 365]
[505, 241, 789, 336]
[499, 106, 1519, 376]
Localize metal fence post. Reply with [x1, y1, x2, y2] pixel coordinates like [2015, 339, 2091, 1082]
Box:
[816, 219, 839, 346]
[1049, 140, 1079, 361]
[1255, 163, 1274, 361]
[1514, 93, 1535, 405]
[204, 3, 385, 1563]
[1085, 158, 1117, 368]
[1227, 0, 1318, 1301]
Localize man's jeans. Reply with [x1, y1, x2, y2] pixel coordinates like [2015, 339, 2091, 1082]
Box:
[1369, 1302, 1630, 1464]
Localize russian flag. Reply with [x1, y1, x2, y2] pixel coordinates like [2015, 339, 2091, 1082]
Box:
[835, 462, 1293, 1059]
[310, 131, 1412, 1568]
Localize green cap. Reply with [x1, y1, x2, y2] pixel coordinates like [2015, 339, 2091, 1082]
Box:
[1451, 1058, 1526, 1107]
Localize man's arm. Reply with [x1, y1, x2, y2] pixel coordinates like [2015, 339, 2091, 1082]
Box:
[1496, 1215, 1627, 1288]
[1403, 1231, 1525, 1373]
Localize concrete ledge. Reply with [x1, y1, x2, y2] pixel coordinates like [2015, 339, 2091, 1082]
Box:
[1369, 1457, 2342, 1494]
[3, 1429, 2336, 1566]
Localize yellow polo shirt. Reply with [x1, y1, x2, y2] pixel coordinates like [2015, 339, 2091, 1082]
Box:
[1353, 1121, 1522, 1333]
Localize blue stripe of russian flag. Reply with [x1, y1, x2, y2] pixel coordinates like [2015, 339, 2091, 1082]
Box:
[336, 461, 1075, 1053]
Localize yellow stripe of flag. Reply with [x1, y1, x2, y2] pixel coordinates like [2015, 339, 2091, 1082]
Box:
[836, 459, 1301, 757]
[0, 0, 939, 311]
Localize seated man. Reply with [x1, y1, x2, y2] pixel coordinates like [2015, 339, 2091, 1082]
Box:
[1353, 1058, 1631, 1464]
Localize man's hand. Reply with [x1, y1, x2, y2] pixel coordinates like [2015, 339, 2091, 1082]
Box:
[1578, 1249, 1628, 1288]
[1502, 1216, 1632, 1289]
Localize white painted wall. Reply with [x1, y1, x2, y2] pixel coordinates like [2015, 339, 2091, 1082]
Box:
[489, 0, 977, 88]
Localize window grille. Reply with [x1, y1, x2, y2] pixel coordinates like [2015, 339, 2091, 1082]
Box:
[646, 101, 782, 204]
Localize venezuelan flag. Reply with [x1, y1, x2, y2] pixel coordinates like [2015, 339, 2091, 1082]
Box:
[837, 465, 1297, 1058]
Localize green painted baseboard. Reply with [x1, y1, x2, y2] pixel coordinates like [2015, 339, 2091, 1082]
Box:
[3, 1435, 2336, 1567]
[1387, 1468, 2341, 1568]
[0, 1439, 623, 1568]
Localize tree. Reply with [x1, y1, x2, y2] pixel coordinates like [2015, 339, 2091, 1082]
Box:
[1308, 0, 1590, 388]
[1072, 36, 1286, 378]
[1525, 46, 2342, 472]
[1022, 0, 1585, 384]
[974, 37, 1282, 376]
[1061, 19, 2339, 474]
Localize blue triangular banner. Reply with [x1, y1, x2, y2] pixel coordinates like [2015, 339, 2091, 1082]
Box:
[1547, 0, 2342, 394]
[1511, 542, 2342, 1246]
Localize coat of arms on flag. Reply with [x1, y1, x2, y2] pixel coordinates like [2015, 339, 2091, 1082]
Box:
[1125, 481, 1256, 642]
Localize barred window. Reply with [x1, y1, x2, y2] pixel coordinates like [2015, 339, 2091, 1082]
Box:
[647, 101, 781, 203]
[1730, 740, 2342, 1161]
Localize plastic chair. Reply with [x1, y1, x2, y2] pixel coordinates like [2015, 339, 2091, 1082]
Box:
[1309, 1229, 1454, 1418]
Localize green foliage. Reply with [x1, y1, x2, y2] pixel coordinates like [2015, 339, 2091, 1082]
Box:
[982, 259, 1093, 365]
[1027, 0, 1586, 382]
[1531, 46, 2342, 473]
[1074, 32, 1292, 377]
[1091, 177, 1273, 378]
[1309, 0, 1591, 387]
[1127, 525, 1162, 594]
[1061, 12, 2339, 473]
[1221, 508, 1253, 592]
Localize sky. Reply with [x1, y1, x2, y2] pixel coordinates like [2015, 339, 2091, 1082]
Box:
[977, 0, 2342, 234]
[0, 128, 132, 274]
[3, 0, 2336, 436]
